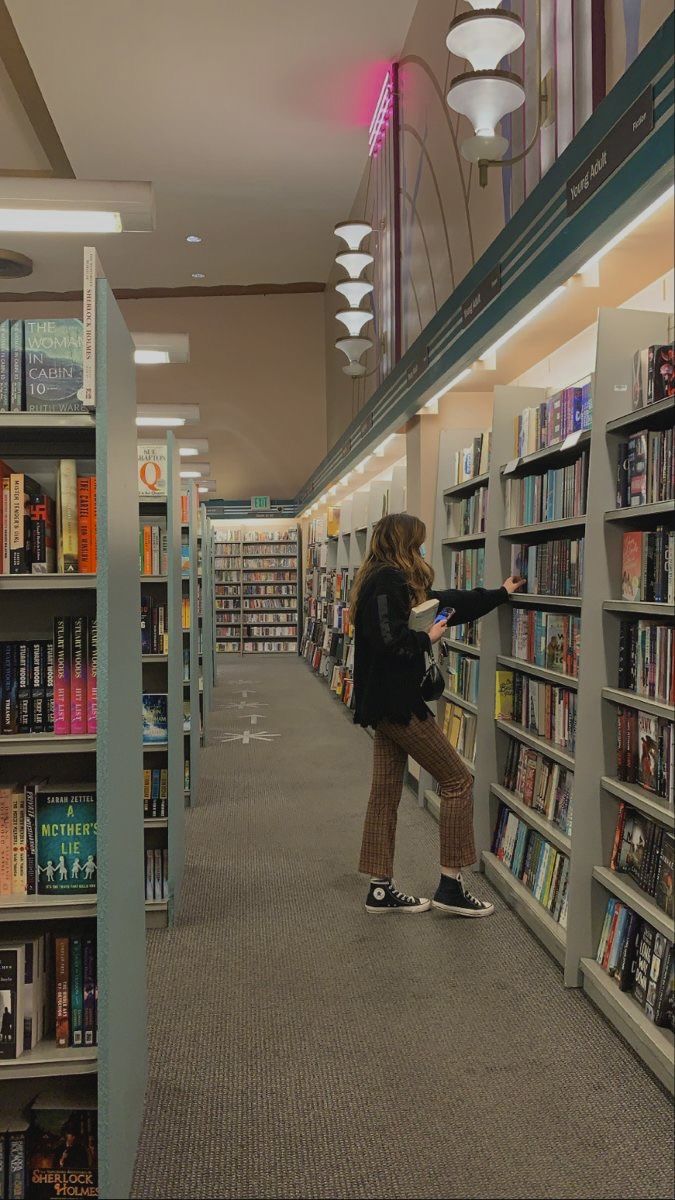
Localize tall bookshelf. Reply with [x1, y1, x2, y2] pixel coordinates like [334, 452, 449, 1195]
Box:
[423, 306, 674, 1089]
[213, 527, 242, 654]
[421, 428, 492, 820]
[212, 520, 299, 654]
[139, 433, 184, 927]
[241, 524, 298, 654]
[301, 462, 407, 708]
[0, 277, 146, 1196]
[200, 507, 215, 721]
[182, 483, 202, 806]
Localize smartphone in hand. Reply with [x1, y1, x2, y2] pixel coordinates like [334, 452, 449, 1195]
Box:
[434, 607, 455, 624]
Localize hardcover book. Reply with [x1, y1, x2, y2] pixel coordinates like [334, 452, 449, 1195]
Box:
[621, 531, 643, 601]
[23, 318, 86, 412]
[138, 443, 168, 496]
[26, 1082, 98, 1200]
[655, 833, 674, 919]
[142, 693, 168, 744]
[0, 943, 24, 1059]
[36, 784, 97, 895]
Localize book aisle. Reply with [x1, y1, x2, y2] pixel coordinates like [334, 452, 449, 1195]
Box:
[298, 245, 674, 1084]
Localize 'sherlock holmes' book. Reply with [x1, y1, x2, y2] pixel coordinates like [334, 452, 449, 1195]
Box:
[26, 1079, 98, 1200]
[23, 318, 86, 413]
[36, 784, 97, 895]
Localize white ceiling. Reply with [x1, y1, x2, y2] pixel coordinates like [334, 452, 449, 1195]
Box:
[4, 0, 416, 292]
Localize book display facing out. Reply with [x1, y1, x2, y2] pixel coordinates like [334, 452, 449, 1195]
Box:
[213, 522, 299, 654]
[416, 307, 675, 1092]
[0, 265, 147, 1197]
[137, 437, 183, 927]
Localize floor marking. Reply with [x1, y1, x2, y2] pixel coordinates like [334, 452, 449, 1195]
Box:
[217, 729, 280, 744]
[235, 714, 265, 725]
[222, 700, 268, 710]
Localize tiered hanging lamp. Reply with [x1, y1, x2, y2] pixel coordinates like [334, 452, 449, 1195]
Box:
[333, 221, 374, 377]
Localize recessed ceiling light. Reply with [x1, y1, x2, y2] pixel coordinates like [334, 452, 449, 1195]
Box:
[136, 416, 186, 427]
[192, 272, 205, 279]
[186, 234, 202, 243]
[134, 349, 170, 364]
[198, 486, 209, 493]
[180, 469, 203, 479]
[178, 447, 199, 457]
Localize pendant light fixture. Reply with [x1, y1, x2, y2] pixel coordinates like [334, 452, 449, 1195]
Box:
[334, 218, 376, 377]
[335, 309, 373, 337]
[335, 336, 373, 377]
[335, 280, 373, 308]
[446, 0, 548, 187]
[334, 221, 372, 251]
[335, 251, 374, 280]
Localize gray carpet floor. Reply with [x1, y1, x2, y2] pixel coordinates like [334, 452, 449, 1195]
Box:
[131, 657, 674, 1200]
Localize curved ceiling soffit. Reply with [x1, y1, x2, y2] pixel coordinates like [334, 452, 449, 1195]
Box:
[401, 188, 438, 314]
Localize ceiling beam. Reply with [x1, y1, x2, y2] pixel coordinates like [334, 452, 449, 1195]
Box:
[0, 0, 74, 178]
[0, 281, 327, 302]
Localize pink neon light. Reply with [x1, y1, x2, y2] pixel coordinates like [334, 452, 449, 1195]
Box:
[368, 67, 394, 157]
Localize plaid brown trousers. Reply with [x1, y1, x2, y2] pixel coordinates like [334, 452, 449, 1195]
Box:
[359, 714, 476, 878]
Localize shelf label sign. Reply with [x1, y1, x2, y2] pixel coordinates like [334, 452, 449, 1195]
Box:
[560, 431, 582, 451]
[503, 458, 520, 475]
[566, 86, 653, 216]
[461, 265, 501, 328]
[406, 345, 429, 386]
[251, 495, 271, 510]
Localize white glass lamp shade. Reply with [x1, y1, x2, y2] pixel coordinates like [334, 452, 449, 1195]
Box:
[335, 251, 373, 280]
[335, 309, 373, 337]
[335, 336, 373, 375]
[335, 280, 374, 308]
[446, 11, 524, 72]
[447, 70, 525, 137]
[334, 221, 373, 251]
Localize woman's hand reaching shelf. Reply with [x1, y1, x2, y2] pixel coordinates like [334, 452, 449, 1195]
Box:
[503, 575, 527, 595]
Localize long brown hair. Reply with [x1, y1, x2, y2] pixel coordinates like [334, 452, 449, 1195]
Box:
[350, 513, 434, 615]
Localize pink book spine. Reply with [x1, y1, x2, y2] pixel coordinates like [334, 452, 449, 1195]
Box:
[87, 615, 97, 734]
[53, 616, 71, 735]
[70, 616, 86, 735]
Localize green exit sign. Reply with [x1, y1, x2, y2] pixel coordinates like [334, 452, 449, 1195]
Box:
[251, 495, 271, 510]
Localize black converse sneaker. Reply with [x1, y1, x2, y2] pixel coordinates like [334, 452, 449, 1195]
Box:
[365, 879, 431, 914]
[432, 873, 495, 918]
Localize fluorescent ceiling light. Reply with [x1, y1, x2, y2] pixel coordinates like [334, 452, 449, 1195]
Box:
[340, 473, 352, 486]
[0, 178, 154, 233]
[578, 184, 674, 275]
[355, 455, 372, 474]
[134, 349, 169, 364]
[421, 368, 472, 412]
[180, 469, 203, 479]
[136, 415, 186, 427]
[136, 403, 199, 428]
[132, 332, 190, 364]
[176, 438, 209, 457]
[482, 286, 567, 360]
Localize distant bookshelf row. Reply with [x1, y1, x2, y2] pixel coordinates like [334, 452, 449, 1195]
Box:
[213, 525, 298, 654]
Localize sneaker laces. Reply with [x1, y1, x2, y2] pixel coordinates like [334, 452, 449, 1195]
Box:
[389, 881, 417, 904]
[458, 874, 487, 908]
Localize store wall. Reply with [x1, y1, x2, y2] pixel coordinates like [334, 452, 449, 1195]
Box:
[0, 291, 327, 499]
[324, 0, 673, 454]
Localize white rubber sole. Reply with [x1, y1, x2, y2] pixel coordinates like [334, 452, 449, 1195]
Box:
[366, 900, 432, 914]
[431, 899, 495, 918]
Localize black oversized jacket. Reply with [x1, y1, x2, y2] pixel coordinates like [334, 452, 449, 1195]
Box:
[352, 565, 507, 728]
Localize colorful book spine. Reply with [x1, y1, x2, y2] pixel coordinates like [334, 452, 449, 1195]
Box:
[9, 319, 23, 411]
[57, 459, 79, 573]
[53, 616, 71, 735]
[70, 936, 84, 1046]
[55, 936, 70, 1047]
[87, 616, 97, 734]
[70, 616, 87, 735]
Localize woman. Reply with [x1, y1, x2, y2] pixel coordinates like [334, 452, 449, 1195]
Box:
[351, 512, 524, 917]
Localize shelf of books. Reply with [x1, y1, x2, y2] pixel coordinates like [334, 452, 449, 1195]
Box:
[200, 507, 215, 721]
[300, 463, 406, 723]
[182, 484, 202, 806]
[420, 429, 492, 816]
[212, 520, 299, 654]
[458, 306, 675, 1089]
[0, 267, 147, 1196]
[138, 437, 184, 927]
